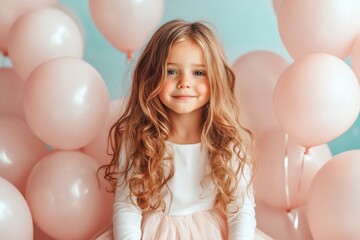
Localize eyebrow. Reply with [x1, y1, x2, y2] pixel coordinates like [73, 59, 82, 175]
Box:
[166, 62, 206, 68]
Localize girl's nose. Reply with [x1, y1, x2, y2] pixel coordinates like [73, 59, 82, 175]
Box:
[177, 76, 191, 89]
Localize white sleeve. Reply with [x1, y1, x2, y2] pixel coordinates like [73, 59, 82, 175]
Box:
[227, 162, 257, 240]
[113, 151, 142, 240]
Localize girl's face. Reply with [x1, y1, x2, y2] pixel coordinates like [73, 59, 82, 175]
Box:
[159, 39, 210, 116]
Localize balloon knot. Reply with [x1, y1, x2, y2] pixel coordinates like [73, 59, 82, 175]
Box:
[1, 50, 8, 57]
[126, 52, 134, 62]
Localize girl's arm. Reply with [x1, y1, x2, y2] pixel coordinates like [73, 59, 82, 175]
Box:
[113, 151, 142, 240]
[113, 184, 142, 240]
[227, 162, 257, 240]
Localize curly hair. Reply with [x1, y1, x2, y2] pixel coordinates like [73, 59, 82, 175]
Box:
[99, 19, 255, 213]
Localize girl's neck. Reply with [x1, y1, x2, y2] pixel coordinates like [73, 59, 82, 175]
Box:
[167, 111, 202, 144]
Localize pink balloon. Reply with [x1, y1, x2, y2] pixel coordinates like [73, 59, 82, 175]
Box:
[233, 51, 289, 136]
[278, 0, 360, 59]
[26, 150, 113, 240]
[34, 224, 57, 240]
[23, 57, 110, 150]
[0, 68, 24, 118]
[0, 116, 48, 194]
[254, 128, 332, 210]
[0, 177, 33, 240]
[83, 98, 127, 165]
[307, 150, 360, 240]
[8, 7, 83, 81]
[273, 53, 360, 148]
[89, 0, 164, 59]
[0, 0, 58, 54]
[256, 201, 313, 240]
[55, 3, 86, 41]
[351, 34, 360, 82]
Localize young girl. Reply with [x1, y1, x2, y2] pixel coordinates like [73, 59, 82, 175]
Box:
[98, 19, 271, 240]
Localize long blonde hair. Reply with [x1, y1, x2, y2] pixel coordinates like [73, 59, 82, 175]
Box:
[100, 19, 254, 212]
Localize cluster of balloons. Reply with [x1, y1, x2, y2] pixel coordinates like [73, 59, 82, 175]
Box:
[234, 0, 360, 239]
[2, 0, 360, 239]
[0, 0, 162, 239]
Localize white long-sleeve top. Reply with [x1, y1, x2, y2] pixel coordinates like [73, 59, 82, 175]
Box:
[113, 142, 256, 239]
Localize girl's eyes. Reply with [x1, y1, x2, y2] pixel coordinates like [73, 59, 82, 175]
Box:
[167, 69, 177, 75]
[166, 69, 207, 77]
[193, 71, 206, 77]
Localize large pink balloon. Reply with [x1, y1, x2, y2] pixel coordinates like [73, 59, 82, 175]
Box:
[55, 3, 86, 41]
[26, 151, 113, 240]
[8, 7, 83, 81]
[83, 98, 127, 165]
[273, 53, 360, 148]
[0, 177, 33, 240]
[278, 0, 360, 59]
[0, 0, 58, 54]
[89, 0, 164, 59]
[254, 128, 332, 210]
[256, 201, 312, 240]
[34, 224, 57, 240]
[307, 150, 360, 240]
[351, 34, 360, 82]
[0, 68, 24, 118]
[23, 57, 110, 150]
[233, 51, 289, 136]
[0, 117, 48, 194]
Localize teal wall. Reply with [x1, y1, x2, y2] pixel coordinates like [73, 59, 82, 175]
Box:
[59, 0, 360, 155]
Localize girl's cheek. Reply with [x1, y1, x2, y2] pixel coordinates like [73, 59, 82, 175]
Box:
[159, 82, 171, 95]
[197, 82, 210, 95]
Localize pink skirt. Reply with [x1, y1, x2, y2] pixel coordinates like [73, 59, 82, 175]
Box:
[92, 208, 272, 240]
[141, 208, 228, 240]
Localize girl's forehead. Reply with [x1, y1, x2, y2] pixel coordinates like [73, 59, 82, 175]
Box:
[167, 38, 204, 59]
[167, 39, 206, 62]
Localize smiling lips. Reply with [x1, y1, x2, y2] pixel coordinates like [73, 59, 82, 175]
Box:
[172, 94, 195, 100]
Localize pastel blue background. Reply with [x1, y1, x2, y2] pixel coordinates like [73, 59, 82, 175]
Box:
[58, 0, 360, 155]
